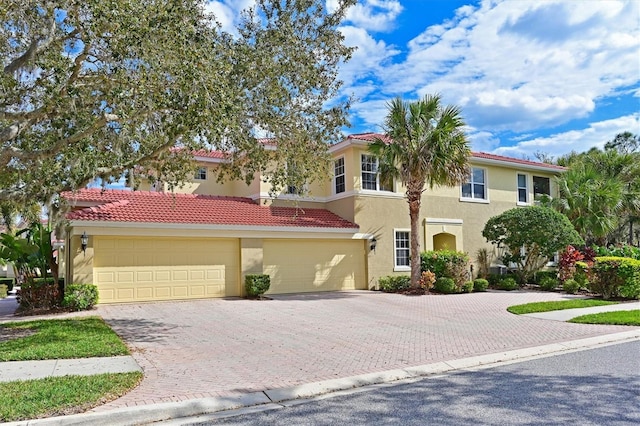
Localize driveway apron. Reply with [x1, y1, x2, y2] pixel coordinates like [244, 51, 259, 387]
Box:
[93, 291, 636, 410]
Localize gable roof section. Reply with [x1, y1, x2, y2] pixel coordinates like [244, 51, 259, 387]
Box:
[63, 189, 358, 230]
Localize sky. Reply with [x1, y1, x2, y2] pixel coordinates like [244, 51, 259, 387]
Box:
[208, 0, 639, 160]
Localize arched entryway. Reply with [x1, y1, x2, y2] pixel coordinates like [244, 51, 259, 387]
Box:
[433, 232, 456, 251]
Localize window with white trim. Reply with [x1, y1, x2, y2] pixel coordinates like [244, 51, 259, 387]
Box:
[394, 230, 410, 269]
[194, 167, 207, 180]
[533, 176, 550, 198]
[461, 167, 487, 200]
[334, 157, 345, 194]
[517, 173, 528, 204]
[361, 154, 393, 191]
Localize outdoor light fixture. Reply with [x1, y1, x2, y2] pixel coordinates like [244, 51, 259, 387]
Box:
[370, 237, 377, 252]
[80, 232, 88, 255]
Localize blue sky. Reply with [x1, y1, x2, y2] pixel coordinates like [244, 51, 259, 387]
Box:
[209, 0, 639, 160]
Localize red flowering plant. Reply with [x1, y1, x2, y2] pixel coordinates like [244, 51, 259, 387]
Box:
[558, 245, 585, 283]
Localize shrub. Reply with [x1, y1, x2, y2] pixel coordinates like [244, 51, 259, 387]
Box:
[539, 276, 559, 291]
[434, 277, 457, 294]
[419, 271, 436, 291]
[497, 277, 518, 291]
[0, 284, 6, 298]
[558, 245, 584, 282]
[533, 270, 557, 285]
[473, 278, 489, 292]
[379, 275, 411, 293]
[0, 278, 14, 293]
[62, 284, 99, 311]
[245, 274, 271, 298]
[589, 256, 640, 300]
[421, 250, 470, 290]
[487, 273, 503, 287]
[562, 279, 580, 294]
[17, 278, 61, 310]
[475, 248, 491, 279]
[462, 281, 474, 293]
[592, 245, 640, 260]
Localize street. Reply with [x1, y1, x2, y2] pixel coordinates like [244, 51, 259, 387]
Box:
[181, 341, 640, 425]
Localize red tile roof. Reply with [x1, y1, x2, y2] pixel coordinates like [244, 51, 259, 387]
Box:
[346, 132, 565, 171]
[191, 149, 225, 159]
[63, 189, 358, 229]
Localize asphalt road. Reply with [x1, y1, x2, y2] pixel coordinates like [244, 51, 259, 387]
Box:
[184, 341, 640, 426]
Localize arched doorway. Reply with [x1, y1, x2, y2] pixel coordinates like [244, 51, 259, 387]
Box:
[433, 232, 456, 251]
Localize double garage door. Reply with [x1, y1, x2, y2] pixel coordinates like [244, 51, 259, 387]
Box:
[93, 236, 366, 303]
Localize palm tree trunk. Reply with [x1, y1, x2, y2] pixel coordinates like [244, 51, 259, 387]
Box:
[408, 193, 422, 289]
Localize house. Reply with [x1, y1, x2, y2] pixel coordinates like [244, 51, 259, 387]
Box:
[62, 132, 564, 303]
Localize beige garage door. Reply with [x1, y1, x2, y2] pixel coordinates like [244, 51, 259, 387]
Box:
[93, 237, 239, 303]
[263, 239, 366, 294]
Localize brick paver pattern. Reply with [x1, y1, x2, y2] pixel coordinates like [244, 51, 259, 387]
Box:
[93, 291, 636, 410]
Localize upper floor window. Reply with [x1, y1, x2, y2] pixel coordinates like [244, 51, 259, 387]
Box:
[533, 176, 550, 198]
[334, 157, 345, 194]
[517, 173, 528, 204]
[194, 167, 207, 180]
[394, 230, 410, 270]
[361, 154, 393, 191]
[461, 167, 487, 200]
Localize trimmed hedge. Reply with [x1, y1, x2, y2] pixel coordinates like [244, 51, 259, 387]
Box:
[539, 276, 559, 291]
[498, 277, 518, 291]
[421, 250, 470, 290]
[589, 256, 640, 300]
[434, 277, 457, 294]
[562, 279, 580, 294]
[473, 278, 489, 292]
[62, 284, 99, 311]
[533, 270, 558, 285]
[462, 281, 474, 293]
[245, 274, 271, 298]
[379, 275, 411, 293]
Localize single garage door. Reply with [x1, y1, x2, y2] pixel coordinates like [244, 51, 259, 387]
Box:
[93, 236, 239, 303]
[263, 239, 366, 294]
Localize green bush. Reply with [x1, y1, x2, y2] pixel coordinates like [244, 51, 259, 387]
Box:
[487, 273, 503, 287]
[245, 274, 271, 298]
[0, 284, 6, 298]
[473, 278, 489, 292]
[0, 278, 14, 292]
[498, 277, 518, 291]
[62, 284, 99, 311]
[462, 281, 474, 293]
[379, 275, 411, 293]
[421, 250, 470, 290]
[593, 245, 640, 260]
[590, 257, 640, 300]
[434, 277, 457, 294]
[533, 270, 558, 285]
[562, 279, 580, 294]
[539, 276, 559, 291]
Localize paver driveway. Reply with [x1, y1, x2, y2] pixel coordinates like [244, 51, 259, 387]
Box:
[95, 291, 633, 410]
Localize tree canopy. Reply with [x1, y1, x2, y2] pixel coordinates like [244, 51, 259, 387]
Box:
[482, 206, 584, 283]
[370, 94, 470, 289]
[1, 0, 355, 214]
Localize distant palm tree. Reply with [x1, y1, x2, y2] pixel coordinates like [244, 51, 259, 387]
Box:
[370, 94, 471, 289]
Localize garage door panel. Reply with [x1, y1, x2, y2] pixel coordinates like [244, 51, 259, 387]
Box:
[93, 237, 239, 303]
[263, 240, 365, 294]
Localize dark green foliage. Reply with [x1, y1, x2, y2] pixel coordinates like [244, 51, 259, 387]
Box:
[421, 250, 470, 290]
[539, 276, 559, 291]
[62, 284, 99, 311]
[487, 273, 503, 287]
[533, 270, 558, 285]
[562, 279, 580, 294]
[245, 274, 271, 298]
[0, 278, 13, 292]
[473, 278, 489, 292]
[483, 206, 583, 284]
[498, 277, 518, 291]
[462, 281, 474, 293]
[378, 276, 411, 293]
[589, 256, 640, 299]
[593, 245, 640, 260]
[434, 277, 457, 294]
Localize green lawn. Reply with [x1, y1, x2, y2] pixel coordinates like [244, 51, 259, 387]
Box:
[0, 372, 142, 422]
[507, 299, 618, 315]
[569, 310, 640, 326]
[0, 317, 129, 361]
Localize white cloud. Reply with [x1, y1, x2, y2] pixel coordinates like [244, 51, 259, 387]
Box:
[328, 0, 402, 32]
[205, 0, 255, 34]
[493, 112, 640, 159]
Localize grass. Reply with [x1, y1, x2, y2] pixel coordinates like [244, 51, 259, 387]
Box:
[0, 372, 142, 422]
[0, 317, 129, 361]
[569, 310, 640, 326]
[507, 299, 618, 315]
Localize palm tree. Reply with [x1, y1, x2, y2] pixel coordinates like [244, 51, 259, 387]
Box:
[369, 94, 471, 289]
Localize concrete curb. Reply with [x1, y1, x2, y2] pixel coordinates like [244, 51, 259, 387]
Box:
[6, 328, 640, 426]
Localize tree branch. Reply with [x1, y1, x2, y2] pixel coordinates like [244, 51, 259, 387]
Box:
[3, 12, 57, 75]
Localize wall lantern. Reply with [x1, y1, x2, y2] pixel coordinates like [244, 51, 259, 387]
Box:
[80, 232, 89, 255]
[370, 237, 377, 252]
